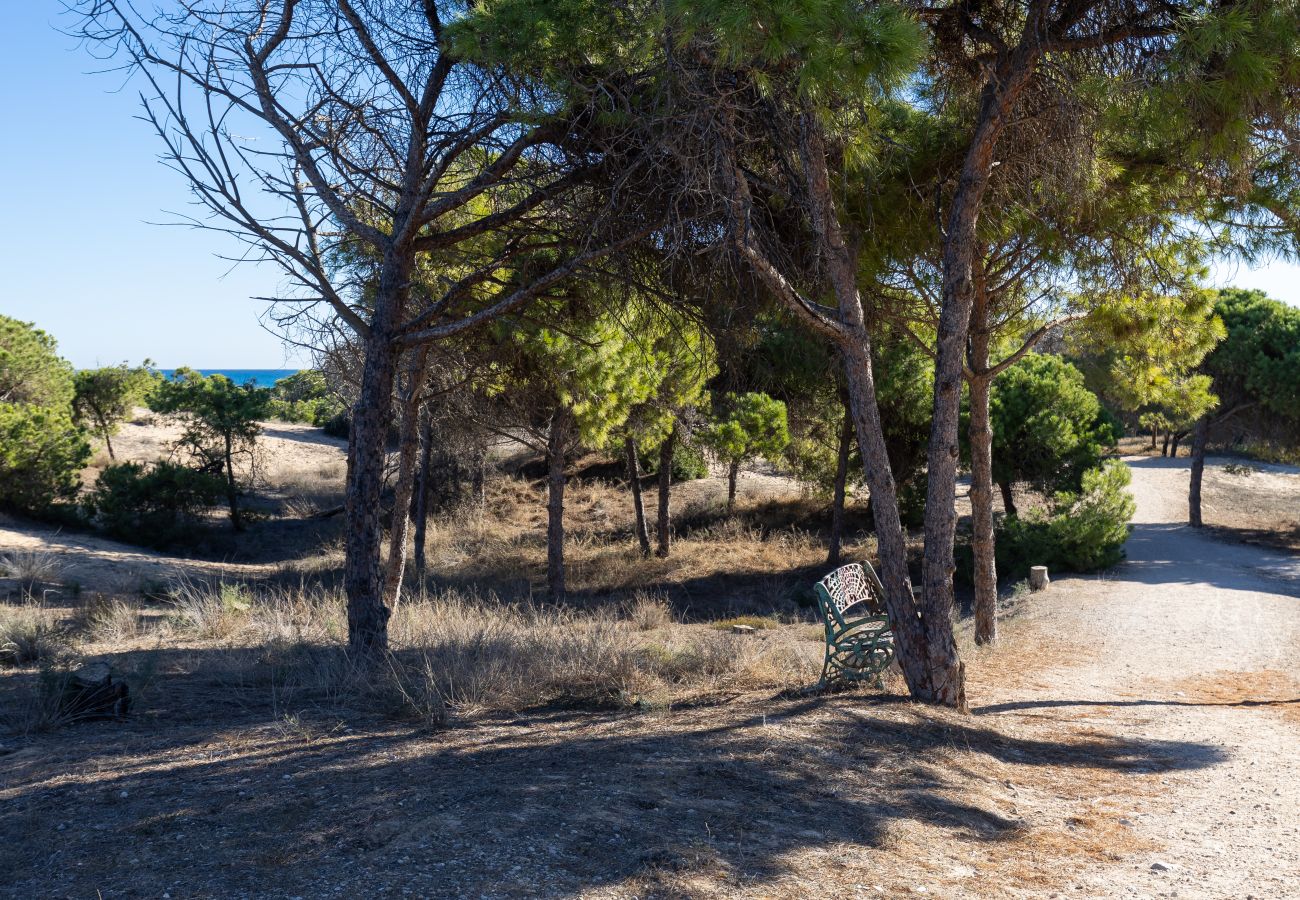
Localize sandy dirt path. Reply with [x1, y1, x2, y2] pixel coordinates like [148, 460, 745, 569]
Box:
[978, 455, 1300, 897]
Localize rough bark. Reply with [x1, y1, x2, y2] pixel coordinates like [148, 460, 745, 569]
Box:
[546, 408, 573, 599]
[726, 460, 739, 514]
[1189, 414, 1209, 528]
[827, 396, 853, 566]
[344, 314, 400, 658]
[412, 409, 434, 579]
[625, 437, 652, 556]
[655, 429, 675, 558]
[999, 479, 1017, 518]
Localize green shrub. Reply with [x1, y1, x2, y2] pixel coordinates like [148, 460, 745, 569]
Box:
[0, 403, 90, 513]
[642, 440, 709, 481]
[85, 461, 225, 547]
[267, 370, 345, 425]
[996, 460, 1135, 577]
[321, 410, 351, 439]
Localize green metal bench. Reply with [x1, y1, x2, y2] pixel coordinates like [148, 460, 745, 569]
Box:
[813, 562, 896, 688]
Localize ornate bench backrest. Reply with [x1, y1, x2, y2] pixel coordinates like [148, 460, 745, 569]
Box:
[815, 562, 887, 627]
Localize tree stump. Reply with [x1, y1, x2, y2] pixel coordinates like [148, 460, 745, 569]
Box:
[60, 662, 131, 721]
[1029, 566, 1050, 592]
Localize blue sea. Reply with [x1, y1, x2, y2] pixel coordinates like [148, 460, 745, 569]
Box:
[160, 369, 299, 388]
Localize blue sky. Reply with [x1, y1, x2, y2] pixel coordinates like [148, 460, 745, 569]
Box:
[2, 5, 1297, 369]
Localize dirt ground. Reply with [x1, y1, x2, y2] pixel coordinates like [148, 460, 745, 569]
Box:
[3, 444, 1300, 897]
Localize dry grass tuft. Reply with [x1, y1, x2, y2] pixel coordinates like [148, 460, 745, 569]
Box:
[74, 594, 144, 643]
[0, 601, 67, 667]
[1, 548, 69, 598]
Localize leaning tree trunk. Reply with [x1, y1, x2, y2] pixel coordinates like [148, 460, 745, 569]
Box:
[1189, 414, 1209, 528]
[103, 429, 116, 461]
[838, 334, 952, 703]
[412, 409, 434, 579]
[827, 397, 853, 566]
[382, 349, 430, 609]
[344, 302, 402, 658]
[655, 428, 675, 558]
[546, 409, 573, 599]
[625, 437, 652, 556]
[726, 460, 739, 514]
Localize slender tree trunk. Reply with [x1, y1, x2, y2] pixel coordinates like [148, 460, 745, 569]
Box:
[1149, 427, 1158, 451]
[726, 460, 739, 513]
[827, 396, 853, 566]
[999, 479, 1017, 518]
[1171, 431, 1186, 458]
[1189, 414, 1209, 528]
[546, 408, 572, 599]
[625, 437, 652, 556]
[382, 349, 429, 608]
[968, 352, 997, 650]
[344, 278, 404, 659]
[104, 430, 116, 461]
[1161, 431, 1171, 457]
[412, 409, 434, 579]
[655, 428, 675, 558]
[222, 432, 242, 531]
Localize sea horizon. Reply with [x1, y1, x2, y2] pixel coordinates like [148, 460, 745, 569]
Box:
[158, 368, 299, 388]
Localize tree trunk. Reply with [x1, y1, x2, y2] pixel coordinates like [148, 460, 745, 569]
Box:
[104, 430, 116, 461]
[382, 349, 429, 609]
[655, 428, 674, 558]
[726, 460, 739, 514]
[223, 431, 242, 531]
[1161, 431, 1171, 457]
[625, 437, 651, 556]
[827, 396, 853, 566]
[1149, 427, 1158, 451]
[999, 479, 1017, 518]
[839, 334, 962, 706]
[920, 48, 1036, 710]
[343, 282, 403, 659]
[1171, 430, 1186, 458]
[969, 360, 997, 648]
[546, 408, 572, 600]
[1189, 414, 1209, 528]
[412, 409, 434, 579]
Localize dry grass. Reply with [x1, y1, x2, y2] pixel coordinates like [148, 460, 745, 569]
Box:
[0, 601, 66, 668]
[4, 579, 821, 733]
[407, 474, 870, 615]
[1, 548, 69, 599]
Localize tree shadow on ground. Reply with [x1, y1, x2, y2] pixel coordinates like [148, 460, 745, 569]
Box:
[975, 697, 1300, 715]
[2, 646, 1230, 898]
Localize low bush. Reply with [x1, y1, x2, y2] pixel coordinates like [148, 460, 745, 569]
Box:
[642, 440, 709, 482]
[996, 460, 1136, 577]
[84, 461, 225, 547]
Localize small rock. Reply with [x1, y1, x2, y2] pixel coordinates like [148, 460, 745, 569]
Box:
[1151, 862, 1172, 873]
